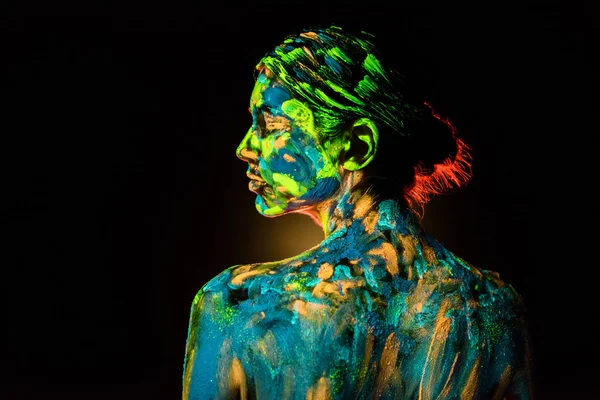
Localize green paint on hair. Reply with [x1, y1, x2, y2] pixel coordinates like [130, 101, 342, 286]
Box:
[363, 53, 387, 78]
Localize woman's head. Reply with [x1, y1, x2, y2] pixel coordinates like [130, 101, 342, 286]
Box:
[236, 68, 373, 217]
[236, 26, 471, 217]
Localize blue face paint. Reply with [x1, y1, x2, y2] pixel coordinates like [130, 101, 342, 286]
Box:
[297, 177, 339, 203]
[271, 150, 312, 182]
[262, 84, 291, 111]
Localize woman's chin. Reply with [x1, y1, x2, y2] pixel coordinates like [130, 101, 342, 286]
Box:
[255, 195, 285, 217]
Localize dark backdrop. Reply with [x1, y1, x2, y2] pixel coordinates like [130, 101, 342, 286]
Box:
[2, 4, 592, 399]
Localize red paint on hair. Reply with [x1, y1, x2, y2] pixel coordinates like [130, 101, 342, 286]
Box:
[404, 103, 473, 213]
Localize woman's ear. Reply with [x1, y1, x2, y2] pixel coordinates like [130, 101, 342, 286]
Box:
[341, 118, 379, 171]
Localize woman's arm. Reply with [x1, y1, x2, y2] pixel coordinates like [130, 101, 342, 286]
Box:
[182, 283, 246, 400]
[505, 313, 535, 399]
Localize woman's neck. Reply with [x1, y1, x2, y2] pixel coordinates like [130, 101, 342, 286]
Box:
[301, 171, 425, 241]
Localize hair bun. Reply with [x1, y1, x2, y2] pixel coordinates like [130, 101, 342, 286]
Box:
[403, 103, 472, 209]
[406, 108, 458, 175]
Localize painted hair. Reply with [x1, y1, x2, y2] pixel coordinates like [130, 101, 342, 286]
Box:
[257, 26, 472, 211]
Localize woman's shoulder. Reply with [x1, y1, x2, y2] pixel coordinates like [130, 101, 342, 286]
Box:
[426, 239, 524, 306]
[442, 254, 528, 330]
[421, 243, 527, 323]
[190, 261, 288, 310]
[460, 258, 524, 310]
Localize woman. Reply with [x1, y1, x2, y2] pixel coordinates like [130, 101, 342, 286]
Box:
[182, 26, 532, 399]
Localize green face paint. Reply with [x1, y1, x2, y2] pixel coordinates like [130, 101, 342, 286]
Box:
[236, 74, 345, 217]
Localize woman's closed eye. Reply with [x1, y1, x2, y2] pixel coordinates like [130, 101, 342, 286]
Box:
[253, 111, 290, 139]
[263, 112, 291, 132]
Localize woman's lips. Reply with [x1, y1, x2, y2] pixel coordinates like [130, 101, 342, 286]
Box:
[246, 164, 265, 182]
[247, 164, 267, 194]
[248, 179, 265, 193]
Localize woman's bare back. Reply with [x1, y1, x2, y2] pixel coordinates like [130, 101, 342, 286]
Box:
[183, 199, 531, 399]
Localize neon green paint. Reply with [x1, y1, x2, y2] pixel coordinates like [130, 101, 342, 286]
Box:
[356, 75, 378, 96]
[326, 80, 366, 106]
[281, 99, 316, 136]
[315, 88, 356, 111]
[363, 53, 386, 78]
[272, 172, 307, 197]
[327, 47, 352, 64]
[260, 202, 285, 216]
[251, 80, 265, 109]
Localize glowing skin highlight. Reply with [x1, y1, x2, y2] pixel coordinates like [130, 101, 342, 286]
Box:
[182, 27, 532, 400]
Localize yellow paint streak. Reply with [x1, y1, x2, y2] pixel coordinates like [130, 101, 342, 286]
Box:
[339, 279, 363, 294]
[274, 135, 288, 149]
[460, 355, 481, 399]
[244, 311, 266, 329]
[368, 242, 399, 275]
[362, 211, 378, 234]
[355, 329, 374, 391]
[256, 330, 280, 366]
[404, 280, 435, 325]
[317, 263, 334, 280]
[374, 332, 402, 398]
[217, 339, 233, 398]
[437, 353, 460, 399]
[422, 245, 438, 265]
[312, 281, 341, 298]
[300, 31, 321, 42]
[312, 279, 363, 300]
[353, 194, 373, 219]
[283, 153, 297, 162]
[419, 299, 452, 400]
[306, 377, 331, 400]
[398, 235, 418, 265]
[230, 269, 266, 287]
[182, 348, 196, 400]
[285, 283, 300, 291]
[230, 264, 272, 287]
[265, 113, 291, 132]
[298, 62, 327, 84]
[302, 46, 317, 64]
[263, 67, 275, 78]
[491, 365, 513, 400]
[290, 299, 330, 321]
[228, 357, 248, 400]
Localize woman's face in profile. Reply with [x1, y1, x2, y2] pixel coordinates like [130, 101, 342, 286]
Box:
[236, 72, 344, 217]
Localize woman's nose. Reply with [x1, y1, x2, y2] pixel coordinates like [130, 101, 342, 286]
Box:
[236, 127, 259, 162]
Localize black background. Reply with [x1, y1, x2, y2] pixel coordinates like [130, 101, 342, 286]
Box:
[1, 3, 594, 399]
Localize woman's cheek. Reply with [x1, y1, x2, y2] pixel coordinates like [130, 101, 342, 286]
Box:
[271, 172, 308, 198]
[267, 147, 317, 193]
